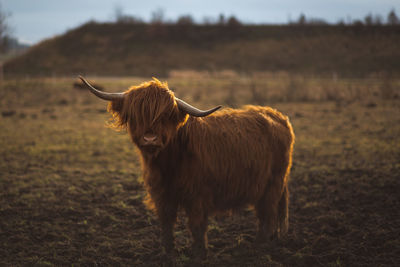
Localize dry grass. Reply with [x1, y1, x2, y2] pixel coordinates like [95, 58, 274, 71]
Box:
[1, 74, 399, 266]
[168, 70, 400, 105]
[4, 24, 400, 77]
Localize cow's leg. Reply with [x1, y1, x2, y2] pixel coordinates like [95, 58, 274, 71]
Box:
[256, 150, 291, 242]
[156, 201, 178, 256]
[187, 207, 208, 260]
[277, 183, 289, 237]
[255, 182, 281, 242]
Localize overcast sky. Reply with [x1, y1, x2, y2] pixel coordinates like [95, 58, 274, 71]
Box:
[2, 0, 399, 44]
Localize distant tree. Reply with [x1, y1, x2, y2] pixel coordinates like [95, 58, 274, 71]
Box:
[177, 15, 195, 25]
[113, 5, 143, 24]
[373, 14, 383, 25]
[364, 13, 373, 25]
[202, 16, 216, 25]
[307, 17, 328, 25]
[353, 19, 364, 26]
[362, 13, 384, 26]
[336, 19, 346, 26]
[0, 3, 10, 53]
[151, 8, 165, 24]
[387, 9, 399, 25]
[227, 16, 241, 27]
[298, 13, 306, 25]
[114, 5, 124, 22]
[345, 15, 353, 25]
[218, 14, 226, 25]
[295, 13, 327, 25]
[202, 16, 215, 25]
[118, 15, 144, 24]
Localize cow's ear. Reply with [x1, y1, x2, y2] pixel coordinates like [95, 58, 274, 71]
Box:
[107, 98, 130, 129]
[108, 98, 124, 114]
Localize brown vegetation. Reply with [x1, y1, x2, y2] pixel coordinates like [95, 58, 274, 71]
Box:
[0, 75, 399, 266]
[3, 23, 400, 77]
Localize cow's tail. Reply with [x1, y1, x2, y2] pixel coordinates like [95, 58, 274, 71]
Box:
[277, 116, 294, 237]
[278, 183, 289, 237]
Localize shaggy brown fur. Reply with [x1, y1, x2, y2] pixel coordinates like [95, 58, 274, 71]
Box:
[106, 78, 295, 259]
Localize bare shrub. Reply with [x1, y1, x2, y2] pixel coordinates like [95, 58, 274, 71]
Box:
[224, 85, 237, 107]
[380, 77, 399, 99]
[249, 79, 268, 105]
[285, 75, 307, 101]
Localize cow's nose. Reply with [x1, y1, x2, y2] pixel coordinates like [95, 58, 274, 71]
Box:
[143, 134, 158, 143]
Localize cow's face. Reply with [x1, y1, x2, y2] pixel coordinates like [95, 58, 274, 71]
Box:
[108, 79, 188, 157]
[80, 76, 220, 157]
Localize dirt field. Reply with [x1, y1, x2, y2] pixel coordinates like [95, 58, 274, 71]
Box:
[1, 75, 399, 266]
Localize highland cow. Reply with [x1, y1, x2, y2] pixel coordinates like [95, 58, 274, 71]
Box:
[79, 76, 295, 260]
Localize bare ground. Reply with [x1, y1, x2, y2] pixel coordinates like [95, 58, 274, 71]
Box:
[0, 77, 399, 266]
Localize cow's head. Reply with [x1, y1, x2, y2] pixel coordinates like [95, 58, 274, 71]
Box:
[79, 76, 221, 157]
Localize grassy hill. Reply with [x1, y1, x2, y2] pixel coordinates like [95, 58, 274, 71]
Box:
[4, 21, 400, 77]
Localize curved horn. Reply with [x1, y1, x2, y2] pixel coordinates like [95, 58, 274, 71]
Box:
[79, 76, 124, 101]
[175, 98, 222, 117]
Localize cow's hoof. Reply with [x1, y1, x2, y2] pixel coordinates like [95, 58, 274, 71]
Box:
[190, 247, 208, 266]
[160, 252, 175, 267]
[255, 233, 276, 244]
